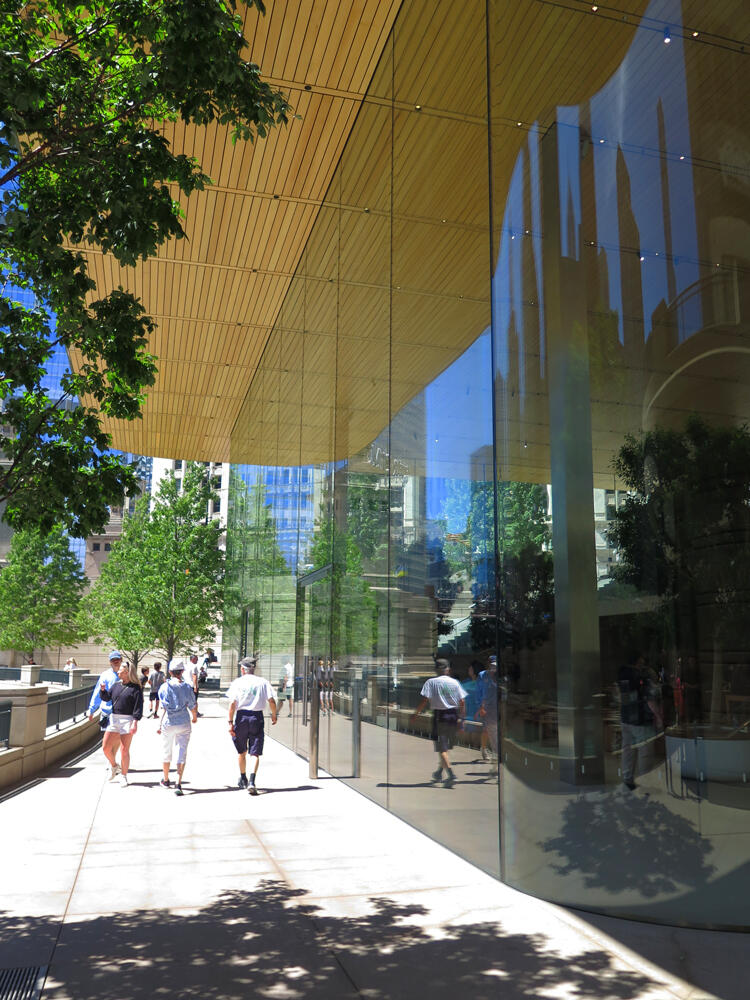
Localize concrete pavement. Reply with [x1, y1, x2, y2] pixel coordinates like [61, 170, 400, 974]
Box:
[0, 693, 746, 1000]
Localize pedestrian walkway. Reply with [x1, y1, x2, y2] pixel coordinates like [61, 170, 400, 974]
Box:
[0, 694, 745, 1000]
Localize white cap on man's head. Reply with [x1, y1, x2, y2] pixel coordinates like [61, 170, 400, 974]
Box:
[169, 659, 185, 674]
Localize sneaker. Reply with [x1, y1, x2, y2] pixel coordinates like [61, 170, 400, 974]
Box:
[237, 774, 248, 789]
[119, 773, 129, 787]
[248, 778, 258, 796]
[107, 766, 117, 781]
[160, 778, 171, 788]
[113, 763, 122, 776]
[623, 779, 636, 791]
[174, 784, 184, 797]
[481, 748, 489, 761]
[431, 767, 443, 783]
[443, 770, 456, 789]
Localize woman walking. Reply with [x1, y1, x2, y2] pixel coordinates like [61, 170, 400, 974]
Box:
[99, 660, 143, 786]
[157, 659, 197, 796]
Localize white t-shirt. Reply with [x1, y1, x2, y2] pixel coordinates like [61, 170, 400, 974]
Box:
[227, 674, 276, 711]
[282, 662, 294, 689]
[420, 675, 467, 710]
[188, 659, 200, 685]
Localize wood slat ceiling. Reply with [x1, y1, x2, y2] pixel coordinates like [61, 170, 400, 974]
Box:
[68, 0, 402, 461]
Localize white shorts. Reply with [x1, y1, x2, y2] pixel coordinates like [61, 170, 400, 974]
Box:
[162, 723, 191, 765]
[108, 714, 135, 735]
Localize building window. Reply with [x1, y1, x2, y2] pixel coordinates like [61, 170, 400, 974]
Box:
[174, 459, 182, 470]
[93, 542, 100, 551]
[104, 543, 111, 551]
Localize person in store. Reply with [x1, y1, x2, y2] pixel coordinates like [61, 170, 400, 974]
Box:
[157, 659, 198, 796]
[409, 659, 467, 788]
[227, 657, 278, 795]
[277, 657, 294, 717]
[99, 658, 143, 787]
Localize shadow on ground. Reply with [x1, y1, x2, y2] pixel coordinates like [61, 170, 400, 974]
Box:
[3, 881, 660, 1000]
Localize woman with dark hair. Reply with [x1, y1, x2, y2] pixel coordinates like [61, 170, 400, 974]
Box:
[100, 660, 143, 787]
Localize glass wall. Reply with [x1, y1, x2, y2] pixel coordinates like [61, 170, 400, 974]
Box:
[227, 0, 750, 929]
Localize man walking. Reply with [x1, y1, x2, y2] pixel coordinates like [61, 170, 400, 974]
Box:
[88, 650, 124, 774]
[227, 657, 277, 795]
[147, 661, 166, 718]
[187, 652, 203, 716]
[410, 659, 466, 788]
[277, 657, 294, 717]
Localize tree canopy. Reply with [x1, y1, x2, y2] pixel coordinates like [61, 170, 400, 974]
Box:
[0, 0, 289, 536]
[0, 524, 86, 658]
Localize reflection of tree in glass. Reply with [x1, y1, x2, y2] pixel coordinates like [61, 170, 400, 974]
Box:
[469, 480, 553, 651]
[607, 417, 750, 716]
[225, 475, 293, 656]
[310, 490, 378, 658]
[540, 793, 715, 896]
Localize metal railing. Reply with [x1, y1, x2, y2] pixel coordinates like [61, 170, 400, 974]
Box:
[39, 668, 68, 685]
[0, 700, 10, 749]
[46, 684, 96, 733]
[0, 667, 21, 682]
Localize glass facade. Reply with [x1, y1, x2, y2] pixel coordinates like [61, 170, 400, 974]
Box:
[227, 0, 750, 929]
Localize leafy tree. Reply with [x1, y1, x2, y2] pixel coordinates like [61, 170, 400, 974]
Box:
[607, 416, 750, 661]
[0, 525, 86, 659]
[225, 475, 293, 659]
[0, 0, 289, 536]
[79, 497, 153, 668]
[143, 462, 225, 663]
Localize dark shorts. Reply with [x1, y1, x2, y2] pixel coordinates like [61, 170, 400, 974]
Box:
[232, 709, 265, 756]
[149, 691, 158, 701]
[432, 709, 458, 752]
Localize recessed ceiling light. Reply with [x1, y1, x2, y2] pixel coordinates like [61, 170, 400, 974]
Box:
[664, 25, 671, 43]
[692, 30, 699, 37]
[516, 121, 523, 126]
[415, 104, 422, 111]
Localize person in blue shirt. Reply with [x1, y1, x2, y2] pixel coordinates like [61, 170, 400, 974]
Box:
[88, 650, 124, 774]
[476, 655, 499, 773]
[157, 659, 198, 796]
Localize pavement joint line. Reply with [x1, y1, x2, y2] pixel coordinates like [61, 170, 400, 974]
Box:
[39, 749, 109, 999]
[245, 818, 363, 996]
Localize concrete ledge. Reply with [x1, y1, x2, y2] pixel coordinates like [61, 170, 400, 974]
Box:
[0, 715, 100, 790]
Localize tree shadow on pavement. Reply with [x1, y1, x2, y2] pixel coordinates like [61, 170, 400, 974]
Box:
[2, 880, 661, 1000]
[539, 791, 716, 896]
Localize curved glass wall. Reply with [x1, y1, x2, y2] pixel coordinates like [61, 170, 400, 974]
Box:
[226, 0, 750, 929]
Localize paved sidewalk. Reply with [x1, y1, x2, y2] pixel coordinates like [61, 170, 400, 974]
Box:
[0, 694, 745, 1000]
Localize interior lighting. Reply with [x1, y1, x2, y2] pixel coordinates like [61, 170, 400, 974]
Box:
[591, 4, 598, 10]
[517, 121, 523, 126]
[679, 154, 685, 160]
[664, 26, 671, 44]
[692, 30, 699, 37]
[599, 138, 605, 143]
[414, 104, 422, 111]
[640, 255, 645, 261]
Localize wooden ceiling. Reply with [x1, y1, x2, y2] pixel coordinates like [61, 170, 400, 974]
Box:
[69, 0, 402, 461]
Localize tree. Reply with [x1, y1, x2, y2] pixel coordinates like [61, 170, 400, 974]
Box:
[225, 475, 293, 658]
[0, 0, 289, 536]
[0, 525, 86, 659]
[143, 462, 225, 663]
[79, 497, 153, 668]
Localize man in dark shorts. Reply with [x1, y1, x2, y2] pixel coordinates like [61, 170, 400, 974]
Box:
[410, 659, 467, 788]
[226, 657, 278, 795]
[148, 661, 166, 718]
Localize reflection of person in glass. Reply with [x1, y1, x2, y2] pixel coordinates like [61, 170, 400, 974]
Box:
[410, 659, 466, 788]
[618, 651, 662, 791]
[476, 655, 499, 774]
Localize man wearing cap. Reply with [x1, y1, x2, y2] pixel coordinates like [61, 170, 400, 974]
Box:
[88, 651, 124, 775]
[157, 659, 198, 796]
[410, 659, 467, 788]
[226, 657, 277, 795]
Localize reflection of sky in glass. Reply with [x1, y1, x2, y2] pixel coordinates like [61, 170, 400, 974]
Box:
[424, 330, 493, 527]
[557, 107, 581, 261]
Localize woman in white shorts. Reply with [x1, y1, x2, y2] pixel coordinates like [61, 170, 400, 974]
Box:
[99, 660, 143, 786]
[157, 659, 197, 796]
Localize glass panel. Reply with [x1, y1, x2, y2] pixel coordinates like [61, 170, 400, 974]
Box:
[490, 0, 750, 928]
[387, 0, 499, 876]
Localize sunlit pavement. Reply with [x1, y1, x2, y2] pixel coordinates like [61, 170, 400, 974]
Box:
[0, 695, 745, 1000]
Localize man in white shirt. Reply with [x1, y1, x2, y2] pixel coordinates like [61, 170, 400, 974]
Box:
[187, 653, 202, 716]
[410, 659, 466, 788]
[277, 658, 294, 717]
[227, 657, 277, 795]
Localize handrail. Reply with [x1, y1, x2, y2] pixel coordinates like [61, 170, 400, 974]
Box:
[0, 700, 10, 750]
[46, 684, 96, 733]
